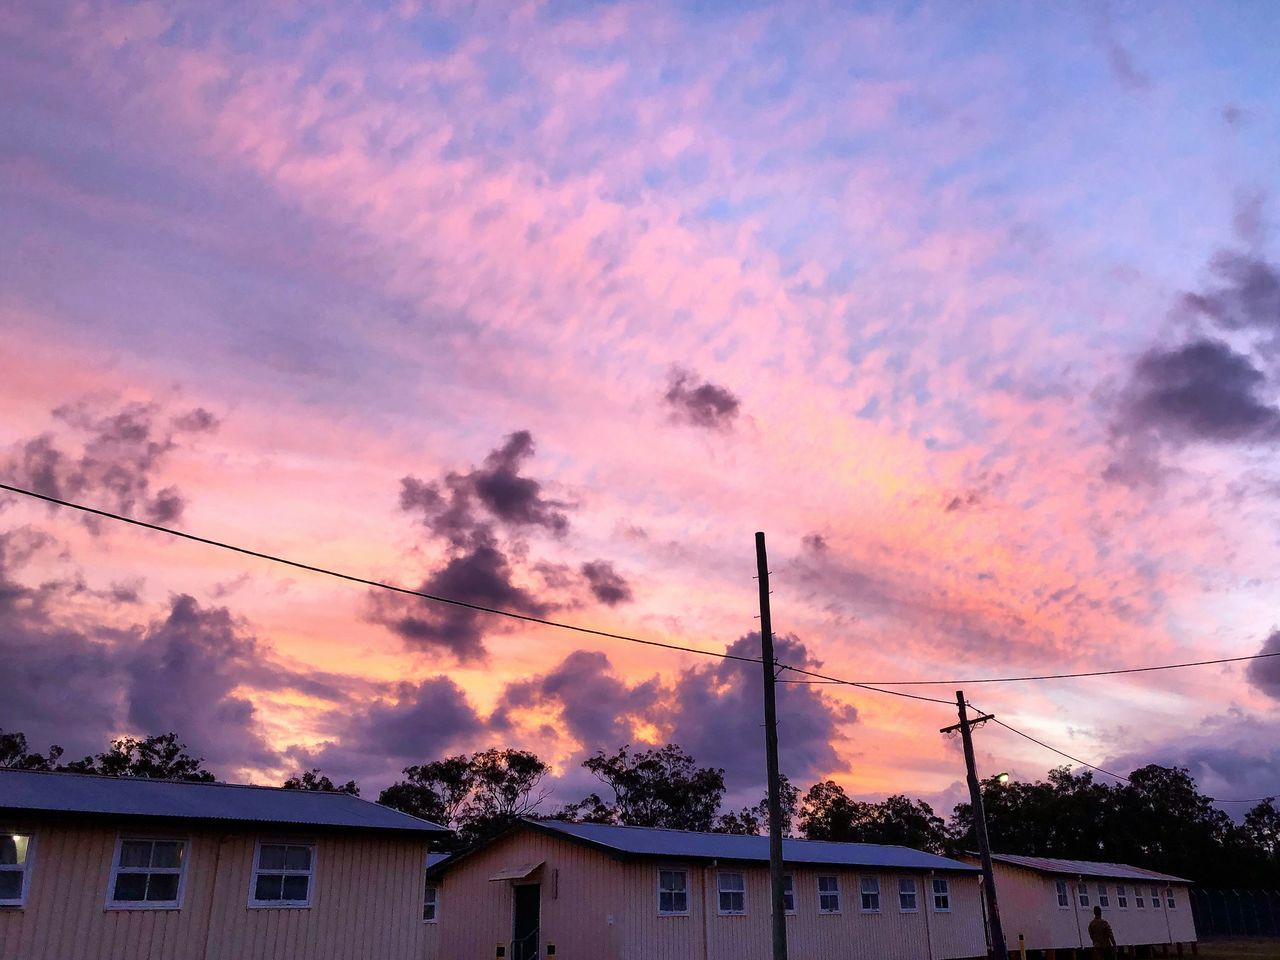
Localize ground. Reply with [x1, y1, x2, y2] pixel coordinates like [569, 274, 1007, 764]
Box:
[1194, 939, 1280, 959]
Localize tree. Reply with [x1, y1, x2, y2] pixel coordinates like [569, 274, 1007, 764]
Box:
[799, 780, 870, 841]
[282, 768, 359, 795]
[715, 775, 800, 836]
[61, 733, 214, 781]
[379, 749, 550, 848]
[801, 782, 945, 852]
[578, 744, 725, 831]
[1242, 799, 1280, 863]
[0, 730, 64, 771]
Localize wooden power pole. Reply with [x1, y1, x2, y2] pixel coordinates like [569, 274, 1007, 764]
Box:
[941, 691, 1008, 960]
[755, 531, 788, 960]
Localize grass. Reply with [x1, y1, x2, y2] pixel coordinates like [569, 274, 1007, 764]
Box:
[1194, 938, 1280, 959]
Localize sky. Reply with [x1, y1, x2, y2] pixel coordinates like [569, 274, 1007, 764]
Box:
[2, 0, 1280, 817]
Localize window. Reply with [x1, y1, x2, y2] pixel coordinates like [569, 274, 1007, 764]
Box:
[1117, 884, 1128, 909]
[1166, 887, 1176, 909]
[860, 876, 880, 912]
[108, 838, 186, 908]
[423, 882, 439, 922]
[818, 875, 841, 913]
[1097, 884, 1110, 908]
[932, 878, 950, 912]
[1055, 880, 1070, 908]
[0, 833, 32, 907]
[782, 874, 795, 914]
[250, 842, 315, 907]
[717, 871, 746, 915]
[898, 877, 918, 912]
[1135, 888, 1145, 909]
[658, 870, 688, 915]
[1150, 886, 1160, 910]
[1077, 882, 1090, 908]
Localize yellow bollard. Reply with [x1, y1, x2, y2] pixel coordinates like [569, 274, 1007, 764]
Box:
[1018, 933, 1027, 960]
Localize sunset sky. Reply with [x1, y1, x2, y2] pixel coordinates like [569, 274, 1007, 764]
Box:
[2, 0, 1279, 815]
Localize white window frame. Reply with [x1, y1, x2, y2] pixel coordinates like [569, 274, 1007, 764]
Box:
[932, 877, 951, 913]
[1166, 887, 1176, 909]
[1150, 886, 1161, 910]
[0, 831, 34, 908]
[423, 880, 439, 922]
[782, 873, 795, 915]
[248, 839, 316, 908]
[898, 877, 918, 913]
[717, 870, 746, 916]
[1097, 883, 1110, 909]
[1055, 880, 1070, 908]
[1077, 882, 1090, 908]
[106, 836, 187, 910]
[817, 875, 842, 914]
[859, 875, 881, 912]
[1117, 884, 1128, 910]
[657, 868, 689, 916]
[1135, 888, 1145, 909]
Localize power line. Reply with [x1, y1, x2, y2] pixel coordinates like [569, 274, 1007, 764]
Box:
[0, 481, 761, 667]
[777, 664, 957, 706]
[977, 709, 1275, 805]
[804, 653, 1280, 687]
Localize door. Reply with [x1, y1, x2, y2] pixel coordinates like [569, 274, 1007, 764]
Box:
[512, 883, 540, 960]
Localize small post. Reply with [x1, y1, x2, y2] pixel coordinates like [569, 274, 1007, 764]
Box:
[1018, 933, 1027, 960]
[756, 532, 788, 960]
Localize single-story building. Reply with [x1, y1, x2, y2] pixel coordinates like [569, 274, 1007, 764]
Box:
[425, 817, 989, 960]
[0, 767, 448, 960]
[965, 853, 1197, 957]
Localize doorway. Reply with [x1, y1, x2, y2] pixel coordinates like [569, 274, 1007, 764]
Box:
[512, 883, 540, 960]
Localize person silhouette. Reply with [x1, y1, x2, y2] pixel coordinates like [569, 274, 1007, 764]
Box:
[1088, 904, 1117, 960]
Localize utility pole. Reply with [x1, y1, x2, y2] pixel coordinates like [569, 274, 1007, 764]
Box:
[755, 531, 788, 960]
[941, 690, 1008, 960]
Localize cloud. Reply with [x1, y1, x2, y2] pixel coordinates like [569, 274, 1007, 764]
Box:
[580, 560, 633, 606]
[1116, 339, 1280, 446]
[1245, 630, 1280, 700]
[1180, 251, 1280, 339]
[801, 533, 828, 553]
[664, 368, 742, 430]
[367, 531, 551, 662]
[400, 431, 569, 545]
[2, 399, 218, 527]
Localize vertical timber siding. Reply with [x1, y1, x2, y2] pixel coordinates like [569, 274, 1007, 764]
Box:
[0, 820, 433, 960]
[433, 828, 988, 960]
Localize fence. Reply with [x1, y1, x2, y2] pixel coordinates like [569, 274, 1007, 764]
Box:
[1189, 888, 1280, 937]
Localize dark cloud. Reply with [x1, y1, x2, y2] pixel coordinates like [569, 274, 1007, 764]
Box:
[399, 431, 569, 545]
[2, 400, 217, 528]
[668, 633, 857, 796]
[1104, 39, 1151, 92]
[366, 532, 551, 662]
[1181, 251, 1280, 337]
[664, 368, 742, 430]
[494, 650, 661, 751]
[1118, 339, 1280, 445]
[802, 533, 828, 553]
[1245, 630, 1280, 700]
[581, 560, 633, 606]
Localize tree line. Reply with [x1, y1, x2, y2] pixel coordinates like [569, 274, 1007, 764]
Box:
[3, 729, 1275, 887]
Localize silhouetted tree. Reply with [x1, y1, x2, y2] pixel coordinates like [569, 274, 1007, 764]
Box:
[801, 782, 946, 852]
[0, 730, 64, 771]
[715, 775, 799, 836]
[576, 744, 725, 831]
[282, 768, 359, 795]
[61, 733, 214, 781]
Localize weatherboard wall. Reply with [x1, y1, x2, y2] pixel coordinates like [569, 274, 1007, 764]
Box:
[432, 826, 988, 960]
[980, 860, 1197, 951]
[0, 819, 434, 960]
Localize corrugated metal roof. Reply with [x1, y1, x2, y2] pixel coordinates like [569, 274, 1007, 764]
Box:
[986, 853, 1190, 884]
[0, 768, 447, 834]
[525, 819, 979, 872]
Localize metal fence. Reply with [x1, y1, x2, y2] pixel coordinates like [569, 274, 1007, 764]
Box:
[1189, 888, 1280, 937]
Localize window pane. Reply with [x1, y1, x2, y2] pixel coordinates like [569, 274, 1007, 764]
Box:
[818, 876, 838, 893]
[0, 872, 22, 900]
[719, 873, 744, 892]
[146, 873, 180, 902]
[0, 836, 28, 866]
[151, 842, 182, 869]
[255, 874, 284, 901]
[285, 846, 312, 871]
[282, 875, 309, 901]
[114, 872, 148, 901]
[120, 841, 152, 869]
[258, 845, 288, 871]
[673, 891, 687, 912]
